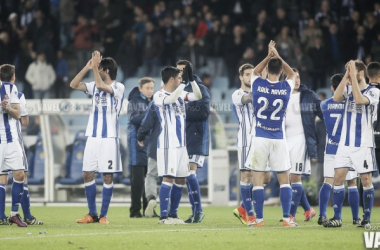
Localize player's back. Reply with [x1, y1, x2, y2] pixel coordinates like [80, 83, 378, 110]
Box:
[251, 76, 293, 139]
[321, 97, 344, 155]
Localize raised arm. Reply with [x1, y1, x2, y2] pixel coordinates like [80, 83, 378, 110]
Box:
[184, 66, 202, 101]
[92, 51, 114, 94]
[70, 59, 92, 91]
[241, 92, 252, 104]
[349, 61, 370, 105]
[253, 40, 276, 77]
[163, 84, 186, 104]
[270, 42, 295, 81]
[333, 68, 349, 102]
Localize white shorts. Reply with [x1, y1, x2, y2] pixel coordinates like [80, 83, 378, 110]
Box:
[334, 146, 377, 174]
[238, 147, 270, 172]
[324, 154, 358, 180]
[244, 137, 291, 172]
[189, 155, 205, 167]
[288, 135, 311, 175]
[157, 147, 190, 178]
[0, 141, 25, 173]
[83, 137, 122, 173]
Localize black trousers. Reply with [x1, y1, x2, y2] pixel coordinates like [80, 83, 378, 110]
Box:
[130, 165, 148, 216]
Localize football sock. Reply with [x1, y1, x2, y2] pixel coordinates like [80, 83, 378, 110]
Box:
[21, 184, 32, 220]
[100, 183, 114, 218]
[240, 182, 254, 216]
[280, 184, 292, 218]
[318, 182, 332, 217]
[11, 179, 24, 215]
[186, 172, 202, 212]
[290, 182, 303, 217]
[0, 184, 6, 219]
[159, 182, 172, 218]
[85, 180, 97, 216]
[252, 186, 264, 219]
[300, 188, 311, 211]
[169, 183, 183, 217]
[186, 180, 194, 215]
[332, 184, 345, 220]
[348, 186, 359, 220]
[363, 185, 374, 222]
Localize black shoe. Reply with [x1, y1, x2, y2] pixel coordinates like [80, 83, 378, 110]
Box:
[184, 215, 193, 223]
[152, 210, 159, 218]
[130, 213, 143, 218]
[357, 219, 370, 228]
[318, 215, 328, 225]
[323, 217, 342, 228]
[168, 214, 179, 219]
[193, 211, 205, 223]
[0, 218, 12, 225]
[353, 218, 362, 225]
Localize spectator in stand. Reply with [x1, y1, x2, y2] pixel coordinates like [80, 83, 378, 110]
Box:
[315, 0, 338, 26]
[59, 0, 75, 51]
[324, 23, 343, 76]
[298, 10, 310, 38]
[160, 15, 182, 67]
[364, 12, 380, 42]
[142, 22, 163, 76]
[301, 19, 323, 52]
[200, 72, 212, 90]
[238, 47, 255, 67]
[116, 30, 140, 79]
[25, 52, 56, 99]
[371, 32, 380, 62]
[132, 6, 146, 46]
[15, 40, 36, 98]
[25, 9, 55, 64]
[204, 19, 224, 77]
[275, 26, 296, 60]
[355, 25, 371, 61]
[341, 10, 360, 61]
[308, 36, 327, 90]
[271, 8, 290, 37]
[0, 31, 11, 65]
[177, 34, 206, 71]
[375, 3, 380, 21]
[20, 0, 36, 29]
[288, 46, 313, 84]
[72, 15, 98, 72]
[253, 10, 271, 38]
[54, 50, 69, 98]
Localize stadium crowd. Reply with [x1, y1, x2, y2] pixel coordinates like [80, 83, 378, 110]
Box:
[1, 0, 380, 98]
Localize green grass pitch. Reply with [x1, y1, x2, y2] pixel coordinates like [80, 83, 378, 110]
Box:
[1, 206, 377, 250]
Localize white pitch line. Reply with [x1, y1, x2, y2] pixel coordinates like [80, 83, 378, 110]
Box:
[0, 224, 343, 241]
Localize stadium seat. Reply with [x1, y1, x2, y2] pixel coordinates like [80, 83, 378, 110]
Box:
[28, 132, 45, 185]
[116, 68, 124, 83]
[58, 131, 87, 185]
[69, 90, 88, 99]
[316, 87, 333, 99]
[210, 88, 223, 103]
[213, 77, 229, 91]
[229, 168, 238, 200]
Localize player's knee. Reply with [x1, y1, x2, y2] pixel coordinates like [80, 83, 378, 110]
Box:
[290, 174, 301, 183]
[360, 174, 372, 187]
[263, 172, 271, 184]
[347, 178, 357, 187]
[103, 173, 113, 184]
[82, 172, 95, 183]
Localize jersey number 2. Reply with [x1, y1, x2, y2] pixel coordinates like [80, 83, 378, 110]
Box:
[108, 160, 113, 169]
[257, 97, 284, 120]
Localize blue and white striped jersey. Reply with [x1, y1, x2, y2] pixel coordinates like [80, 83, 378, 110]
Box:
[251, 76, 294, 139]
[232, 88, 254, 147]
[340, 85, 379, 148]
[153, 89, 188, 148]
[321, 97, 344, 155]
[84, 81, 125, 138]
[0, 82, 20, 144]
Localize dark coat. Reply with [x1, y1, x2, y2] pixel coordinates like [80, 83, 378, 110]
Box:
[299, 84, 323, 159]
[127, 87, 151, 166]
[184, 75, 211, 156]
[137, 101, 160, 160]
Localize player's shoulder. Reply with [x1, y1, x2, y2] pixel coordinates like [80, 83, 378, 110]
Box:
[232, 88, 244, 97]
[113, 81, 125, 91]
[17, 92, 24, 99]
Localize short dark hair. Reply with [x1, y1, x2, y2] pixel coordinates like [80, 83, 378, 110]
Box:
[354, 60, 368, 78]
[367, 62, 380, 79]
[267, 58, 282, 75]
[139, 77, 155, 87]
[292, 68, 299, 73]
[161, 66, 180, 84]
[330, 73, 343, 91]
[176, 60, 193, 71]
[0, 64, 15, 82]
[239, 63, 254, 76]
[99, 57, 118, 80]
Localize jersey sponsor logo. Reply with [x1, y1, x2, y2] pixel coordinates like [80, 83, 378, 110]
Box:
[327, 138, 339, 146]
[347, 100, 363, 114]
[95, 95, 108, 107]
[257, 121, 280, 131]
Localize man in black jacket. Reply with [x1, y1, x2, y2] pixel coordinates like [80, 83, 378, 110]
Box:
[137, 101, 160, 218]
[176, 60, 211, 223]
[284, 68, 323, 222]
[127, 77, 154, 218]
